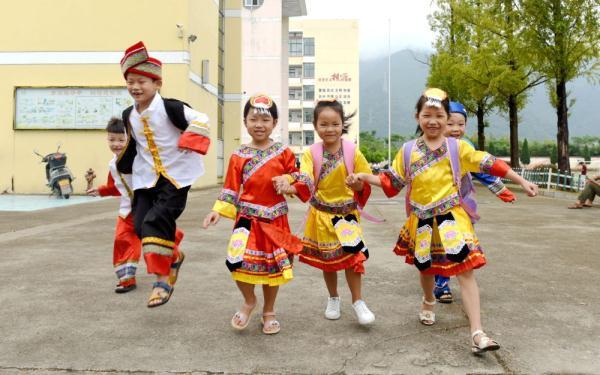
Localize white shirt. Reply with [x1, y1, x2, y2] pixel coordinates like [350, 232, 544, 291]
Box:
[108, 156, 133, 218]
[127, 93, 208, 189]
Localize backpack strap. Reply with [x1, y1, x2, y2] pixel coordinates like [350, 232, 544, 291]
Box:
[402, 140, 416, 217]
[163, 98, 192, 132]
[310, 142, 324, 188]
[116, 106, 137, 174]
[447, 137, 462, 189]
[341, 139, 356, 175]
[447, 137, 480, 222]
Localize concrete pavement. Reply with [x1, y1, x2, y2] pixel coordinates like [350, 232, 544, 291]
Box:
[1, 186, 599, 374]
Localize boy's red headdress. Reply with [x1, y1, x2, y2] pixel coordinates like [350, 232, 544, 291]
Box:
[120, 41, 162, 80]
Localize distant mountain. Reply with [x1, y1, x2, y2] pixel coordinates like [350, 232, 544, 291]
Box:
[360, 49, 599, 141]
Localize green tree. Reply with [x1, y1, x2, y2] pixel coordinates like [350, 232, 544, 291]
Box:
[452, 0, 546, 167]
[428, 0, 496, 150]
[520, 138, 531, 165]
[521, 0, 600, 173]
[583, 145, 592, 162]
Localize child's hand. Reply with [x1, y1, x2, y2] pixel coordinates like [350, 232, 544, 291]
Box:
[86, 187, 99, 197]
[521, 181, 538, 197]
[272, 176, 292, 195]
[202, 211, 221, 228]
[345, 174, 364, 191]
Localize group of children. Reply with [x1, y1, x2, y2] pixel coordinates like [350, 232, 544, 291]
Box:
[91, 41, 539, 354]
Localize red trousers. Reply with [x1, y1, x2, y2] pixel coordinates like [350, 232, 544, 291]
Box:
[143, 228, 184, 276]
[113, 215, 142, 287]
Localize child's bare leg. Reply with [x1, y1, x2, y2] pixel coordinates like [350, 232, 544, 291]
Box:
[323, 271, 338, 297]
[262, 285, 279, 314]
[233, 281, 256, 326]
[420, 273, 436, 310]
[455, 270, 483, 338]
[344, 268, 362, 303]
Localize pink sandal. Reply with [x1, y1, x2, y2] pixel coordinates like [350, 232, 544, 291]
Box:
[231, 303, 256, 330]
[261, 312, 281, 335]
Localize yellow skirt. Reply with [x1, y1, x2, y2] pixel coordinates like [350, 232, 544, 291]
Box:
[394, 205, 486, 276]
[300, 207, 368, 273]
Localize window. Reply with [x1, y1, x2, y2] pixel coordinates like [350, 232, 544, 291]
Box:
[288, 32, 303, 57]
[289, 109, 302, 123]
[303, 130, 315, 145]
[303, 108, 313, 123]
[289, 87, 302, 100]
[303, 38, 315, 56]
[303, 85, 314, 101]
[244, 0, 263, 7]
[303, 63, 315, 79]
[288, 65, 302, 78]
[289, 131, 302, 145]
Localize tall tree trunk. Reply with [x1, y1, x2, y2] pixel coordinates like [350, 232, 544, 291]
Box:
[556, 79, 570, 173]
[476, 103, 485, 151]
[508, 95, 519, 167]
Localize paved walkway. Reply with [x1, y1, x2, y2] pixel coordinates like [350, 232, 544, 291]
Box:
[1, 187, 599, 374]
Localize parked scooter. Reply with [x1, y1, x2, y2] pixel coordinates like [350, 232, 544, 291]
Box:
[34, 145, 74, 199]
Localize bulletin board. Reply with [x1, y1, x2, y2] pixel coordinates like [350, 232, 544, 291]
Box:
[14, 87, 134, 130]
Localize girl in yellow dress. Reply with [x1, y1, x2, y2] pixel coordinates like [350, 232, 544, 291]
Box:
[281, 99, 376, 325]
[352, 88, 538, 353]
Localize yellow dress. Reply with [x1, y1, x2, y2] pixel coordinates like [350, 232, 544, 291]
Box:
[380, 137, 499, 276]
[295, 145, 373, 273]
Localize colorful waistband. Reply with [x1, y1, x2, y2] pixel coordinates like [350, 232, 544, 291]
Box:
[310, 197, 357, 215]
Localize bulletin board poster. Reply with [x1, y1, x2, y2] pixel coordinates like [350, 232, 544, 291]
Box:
[14, 87, 134, 130]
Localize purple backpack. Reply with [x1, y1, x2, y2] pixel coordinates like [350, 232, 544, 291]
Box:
[402, 137, 480, 222]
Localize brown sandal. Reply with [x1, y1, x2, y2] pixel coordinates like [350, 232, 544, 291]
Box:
[147, 281, 173, 308]
[567, 204, 583, 209]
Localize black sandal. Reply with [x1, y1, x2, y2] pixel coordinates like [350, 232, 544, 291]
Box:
[115, 284, 137, 294]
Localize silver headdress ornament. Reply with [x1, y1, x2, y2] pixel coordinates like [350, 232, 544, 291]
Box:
[423, 88, 448, 108]
[250, 94, 274, 117]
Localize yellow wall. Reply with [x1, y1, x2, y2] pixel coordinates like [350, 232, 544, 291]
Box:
[0, 0, 242, 194]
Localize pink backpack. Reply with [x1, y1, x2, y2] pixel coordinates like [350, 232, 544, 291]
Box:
[310, 140, 384, 223]
[402, 137, 480, 222]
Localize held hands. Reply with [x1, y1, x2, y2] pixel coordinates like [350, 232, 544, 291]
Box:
[202, 211, 220, 229]
[271, 176, 293, 195]
[345, 174, 364, 192]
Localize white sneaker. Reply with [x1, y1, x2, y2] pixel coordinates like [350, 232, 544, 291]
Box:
[325, 296, 341, 320]
[352, 300, 375, 325]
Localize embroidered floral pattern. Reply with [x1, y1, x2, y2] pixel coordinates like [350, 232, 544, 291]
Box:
[238, 201, 288, 220]
[487, 178, 505, 194]
[235, 143, 285, 183]
[480, 154, 496, 174]
[410, 193, 460, 219]
[290, 171, 315, 194]
[319, 148, 343, 182]
[382, 167, 405, 191]
[302, 245, 347, 260]
[310, 197, 357, 215]
[218, 188, 239, 205]
[409, 138, 448, 179]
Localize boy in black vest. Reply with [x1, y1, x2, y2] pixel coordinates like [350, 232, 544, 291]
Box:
[118, 41, 211, 307]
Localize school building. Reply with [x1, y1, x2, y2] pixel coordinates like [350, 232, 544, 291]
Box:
[0, 0, 306, 194]
[287, 19, 360, 156]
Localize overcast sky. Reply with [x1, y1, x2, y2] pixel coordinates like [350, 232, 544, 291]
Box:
[301, 0, 437, 59]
